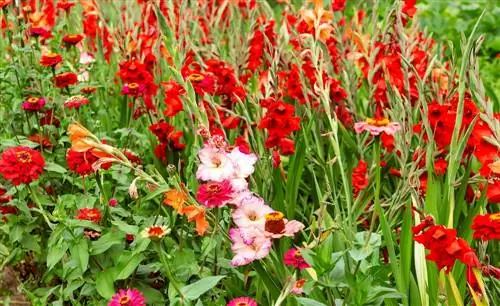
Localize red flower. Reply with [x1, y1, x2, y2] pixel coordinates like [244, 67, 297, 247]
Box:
[40, 110, 60, 127]
[433, 159, 448, 176]
[0, 146, 45, 186]
[62, 34, 83, 45]
[22, 97, 46, 112]
[331, 0, 346, 12]
[66, 149, 111, 177]
[283, 248, 310, 270]
[402, 0, 417, 18]
[352, 160, 369, 196]
[40, 52, 63, 67]
[64, 95, 89, 109]
[162, 80, 185, 117]
[196, 180, 233, 208]
[28, 134, 53, 149]
[55, 72, 78, 88]
[471, 213, 500, 241]
[76, 207, 101, 223]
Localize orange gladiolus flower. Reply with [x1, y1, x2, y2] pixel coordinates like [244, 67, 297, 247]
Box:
[164, 189, 188, 213]
[182, 205, 209, 236]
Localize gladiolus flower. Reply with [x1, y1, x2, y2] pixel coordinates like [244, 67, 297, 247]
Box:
[76, 207, 101, 223]
[352, 160, 369, 196]
[230, 228, 272, 266]
[0, 146, 45, 186]
[164, 189, 188, 213]
[79, 52, 95, 65]
[181, 205, 209, 236]
[108, 288, 146, 306]
[141, 225, 171, 240]
[283, 248, 311, 270]
[22, 97, 46, 112]
[227, 296, 257, 306]
[354, 117, 401, 136]
[196, 146, 236, 182]
[471, 213, 500, 241]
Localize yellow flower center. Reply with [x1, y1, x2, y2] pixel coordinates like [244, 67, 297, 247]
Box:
[188, 73, 205, 82]
[119, 295, 130, 305]
[46, 52, 59, 58]
[27, 97, 39, 104]
[265, 211, 284, 221]
[16, 151, 32, 163]
[490, 212, 500, 221]
[365, 117, 390, 127]
[128, 83, 139, 89]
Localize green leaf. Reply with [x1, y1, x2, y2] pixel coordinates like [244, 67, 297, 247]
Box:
[90, 232, 123, 255]
[70, 239, 89, 273]
[111, 220, 139, 235]
[296, 297, 328, 306]
[114, 253, 145, 280]
[44, 162, 67, 174]
[96, 270, 115, 299]
[180, 275, 225, 300]
[47, 242, 69, 270]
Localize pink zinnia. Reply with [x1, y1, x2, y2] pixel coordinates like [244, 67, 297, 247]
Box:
[22, 97, 46, 112]
[108, 289, 145, 306]
[196, 180, 233, 208]
[227, 296, 258, 306]
[283, 248, 311, 270]
[122, 83, 146, 97]
[354, 117, 401, 136]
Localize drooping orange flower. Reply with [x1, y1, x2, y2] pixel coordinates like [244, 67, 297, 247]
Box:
[182, 205, 209, 236]
[67, 122, 97, 152]
[164, 189, 188, 213]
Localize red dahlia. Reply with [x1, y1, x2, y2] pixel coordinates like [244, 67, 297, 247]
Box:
[0, 146, 45, 186]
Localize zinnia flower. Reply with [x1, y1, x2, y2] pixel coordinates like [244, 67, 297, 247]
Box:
[122, 83, 146, 97]
[108, 289, 146, 306]
[283, 248, 311, 270]
[141, 225, 171, 240]
[64, 95, 89, 109]
[354, 117, 401, 136]
[40, 52, 63, 67]
[0, 146, 45, 185]
[227, 296, 257, 306]
[196, 180, 234, 208]
[55, 72, 78, 88]
[22, 97, 46, 112]
[62, 34, 83, 45]
[76, 207, 101, 223]
[290, 279, 306, 294]
[264, 211, 304, 238]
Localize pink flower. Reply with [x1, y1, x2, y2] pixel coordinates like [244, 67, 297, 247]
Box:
[229, 147, 258, 179]
[122, 83, 146, 97]
[108, 198, 118, 207]
[227, 296, 258, 306]
[283, 248, 311, 270]
[108, 289, 145, 306]
[22, 97, 46, 112]
[290, 279, 306, 294]
[196, 146, 235, 182]
[196, 180, 234, 208]
[230, 228, 272, 266]
[232, 196, 273, 242]
[264, 211, 304, 238]
[354, 118, 401, 136]
[79, 52, 95, 65]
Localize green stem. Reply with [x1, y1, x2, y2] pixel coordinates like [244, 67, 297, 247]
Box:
[27, 185, 55, 229]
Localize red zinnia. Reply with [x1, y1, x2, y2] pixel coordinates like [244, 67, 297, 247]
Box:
[55, 72, 78, 88]
[66, 149, 111, 176]
[40, 52, 63, 67]
[196, 180, 233, 208]
[76, 207, 102, 223]
[64, 95, 89, 109]
[62, 34, 83, 45]
[0, 146, 45, 186]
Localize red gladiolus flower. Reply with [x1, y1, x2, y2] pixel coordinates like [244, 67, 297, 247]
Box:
[0, 146, 45, 186]
[55, 72, 78, 88]
[0, 0, 13, 9]
[196, 180, 233, 208]
[471, 213, 500, 241]
[352, 160, 369, 196]
[40, 52, 63, 67]
[402, 0, 417, 18]
[283, 248, 311, 270]
[57, 0, 76, 11]
[76, 207, 101, 223]
[433, 159, 448, 176]
[62, 34, 83, 45]
[331, 0, 346, 12]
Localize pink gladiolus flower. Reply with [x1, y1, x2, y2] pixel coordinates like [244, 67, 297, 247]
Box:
[196, 180, 234, 208]
[79, 52, 95, 65]
[233, 196, 273, 242]
[227, 296, 258, 306]
[283, 248, 311, 270]
[354, 117, 401, 136]
[196, 145, 235, 182]
[108, 289, 145, 306]
[264, 211, 304, 238]
[230, 228, 272, 266]
[229, 147, 258, 179]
